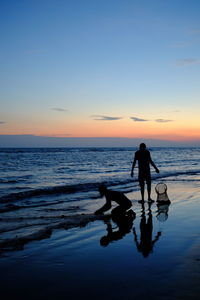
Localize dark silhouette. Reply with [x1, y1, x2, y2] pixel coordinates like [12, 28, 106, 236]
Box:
[95, 185, 132, 215]
[131, 143, 159, 202]
[100, 210, 136, 246]
[133, 203, 161, 257]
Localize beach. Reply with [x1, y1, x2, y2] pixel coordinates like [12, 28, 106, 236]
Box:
[1, 0, 200, 298]
[0, 147, 200, 299]
[1, 178, 200, 299]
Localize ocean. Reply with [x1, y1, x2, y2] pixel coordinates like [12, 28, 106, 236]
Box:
[0, 146, 200, 252]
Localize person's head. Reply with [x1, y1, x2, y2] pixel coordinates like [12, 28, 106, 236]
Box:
[100, 236, 110, 247]
[139, 143, 146, 150]
[142, 249, 151, 258]
[99, 184, 107, 197]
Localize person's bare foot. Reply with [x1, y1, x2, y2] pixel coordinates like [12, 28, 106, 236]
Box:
[138, 200, 145, 204]
[148, 198, 154, 203]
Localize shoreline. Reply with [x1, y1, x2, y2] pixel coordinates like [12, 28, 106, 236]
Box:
[1, 178, 200, 299]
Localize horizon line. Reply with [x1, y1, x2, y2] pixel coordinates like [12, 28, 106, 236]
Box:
[0, 134, 200, 142]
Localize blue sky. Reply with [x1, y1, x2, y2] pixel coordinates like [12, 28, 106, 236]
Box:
[0, 0, 200, 142]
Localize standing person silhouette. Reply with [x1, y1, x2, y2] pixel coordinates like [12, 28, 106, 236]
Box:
[131, 143, 159, 203]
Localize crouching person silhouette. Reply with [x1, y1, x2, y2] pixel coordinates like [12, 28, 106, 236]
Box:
[95, 185, 132, 216]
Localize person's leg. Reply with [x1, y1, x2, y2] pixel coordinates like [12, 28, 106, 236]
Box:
[111, 205, 125, 216]
[147, 181, 151, 200]
[147, 177, 154, 202]
[138, 173, 145, 202]
[139, 180, 145, 202]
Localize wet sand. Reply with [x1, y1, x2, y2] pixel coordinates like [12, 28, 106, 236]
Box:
[1, 179, 200, 300]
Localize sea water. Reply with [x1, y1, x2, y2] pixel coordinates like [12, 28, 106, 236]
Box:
[1, 147, 200, 299]
[0, 147, 200, 252]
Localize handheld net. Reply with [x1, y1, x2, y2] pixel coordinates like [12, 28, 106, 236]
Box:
[155, 183, 170, 202]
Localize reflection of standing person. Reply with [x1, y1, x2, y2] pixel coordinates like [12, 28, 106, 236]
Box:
[133, 203, 161, 257]
[131, 143, 159, 202]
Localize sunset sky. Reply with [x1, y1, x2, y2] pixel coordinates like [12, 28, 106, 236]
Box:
[1, 0, 200, 142]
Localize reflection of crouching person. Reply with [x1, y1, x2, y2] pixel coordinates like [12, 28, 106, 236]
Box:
[100, 211, 135, 247]
[95, 185, 132, 216]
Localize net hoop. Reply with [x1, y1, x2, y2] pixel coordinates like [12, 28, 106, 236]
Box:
[155, 183, 167, 195]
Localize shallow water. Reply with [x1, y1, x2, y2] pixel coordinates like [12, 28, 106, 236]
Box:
[1, 180, 200, 300]
[1, 147, 200, 299]
[0, 146, 200, 249]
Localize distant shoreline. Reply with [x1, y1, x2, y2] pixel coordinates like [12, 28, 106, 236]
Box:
[0, 146, 200, 149]
[0, 135, 200, 147]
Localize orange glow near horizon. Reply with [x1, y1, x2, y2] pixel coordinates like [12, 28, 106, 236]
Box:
[1, 117, 200, 141]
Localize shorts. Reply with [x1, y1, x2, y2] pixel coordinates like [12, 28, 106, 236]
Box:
[138, 172, 151, 185]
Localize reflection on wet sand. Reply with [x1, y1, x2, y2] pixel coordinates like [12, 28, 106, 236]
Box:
[0, 213, 107, 255]
[133, 202, 171, 257]
[100, 210, 136, 246]
[156, 202, 171, 222]
[99, 196, 171, 254]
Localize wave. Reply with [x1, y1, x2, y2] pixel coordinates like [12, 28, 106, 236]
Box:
[0, 147, 134, 154]
[0, 199, 68, 213]
[0, 179, 19, 184]
[0, 169, 199, 204]
[0, 180, 131, 203]
[0, 175, 33, 184]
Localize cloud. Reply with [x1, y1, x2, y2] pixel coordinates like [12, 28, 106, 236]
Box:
[91, 115, 122, 121]
[155, 119, 173, 123]
[176, 58, 200, 66]
[130, 117, 148, 122]
[52, 108, 68, 112]
[45, 133, 72, 137]
[0, 121, 6, 124]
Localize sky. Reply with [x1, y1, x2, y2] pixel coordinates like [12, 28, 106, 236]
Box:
[0, 0, 200, 144]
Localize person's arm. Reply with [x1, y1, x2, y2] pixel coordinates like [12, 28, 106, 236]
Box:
[152, 231, 161, 246]
[133, 227, 139, 248]
[131, 154, 137, 177]
[106, 222, 113, 235]
[95, 197, 112, 215]
[149, 155, 159, 173]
